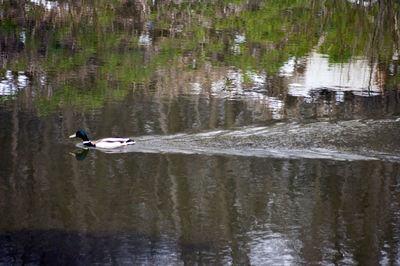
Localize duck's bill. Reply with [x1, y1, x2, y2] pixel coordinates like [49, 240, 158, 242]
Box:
[69, 134, 76, 138]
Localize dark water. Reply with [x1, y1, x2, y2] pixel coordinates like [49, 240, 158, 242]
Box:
[1, 0, 400, 265]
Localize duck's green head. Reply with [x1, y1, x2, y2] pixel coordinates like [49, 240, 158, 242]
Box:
[69, 130, 89, 141]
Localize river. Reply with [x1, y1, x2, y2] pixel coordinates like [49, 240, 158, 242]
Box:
[1, 0, 400, 265]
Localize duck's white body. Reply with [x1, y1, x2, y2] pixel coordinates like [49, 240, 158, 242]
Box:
[87, 138, 135, 149]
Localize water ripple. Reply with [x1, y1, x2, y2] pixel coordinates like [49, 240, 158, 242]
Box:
[77, 119, 400, 161]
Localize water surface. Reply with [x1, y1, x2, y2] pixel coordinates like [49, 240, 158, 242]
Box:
[1, 0, 400, 265]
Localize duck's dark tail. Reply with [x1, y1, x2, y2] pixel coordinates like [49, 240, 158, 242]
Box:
[127, 139, 135, 144]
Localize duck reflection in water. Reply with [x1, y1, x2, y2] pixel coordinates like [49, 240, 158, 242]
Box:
[69, 149, 89, 161]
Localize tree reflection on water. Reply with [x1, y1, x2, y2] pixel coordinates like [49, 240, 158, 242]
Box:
[1, 0, 400, 265]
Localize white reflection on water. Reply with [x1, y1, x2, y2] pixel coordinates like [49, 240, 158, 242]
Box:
[191, 68, 284, 119]
[392, 50, 399, 61]
[139, 32, 152, 46]
[17, 72, 29, 89]
[248, 229, 297, 265]
[280, 56, 296, 77]
[0, 70, 30, 96]
[40, 76, 46, 86]
[232, 33, 246, 54]
[20, 31, 26, 44]
[0, 71, 17, 96]
[30, 0, 60, 11]
[285, 52, 383, 98]
[246, 70, 266, 90]
[347, 0, 377, 6]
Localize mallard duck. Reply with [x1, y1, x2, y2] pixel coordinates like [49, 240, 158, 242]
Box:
[69, 130, 135, 149]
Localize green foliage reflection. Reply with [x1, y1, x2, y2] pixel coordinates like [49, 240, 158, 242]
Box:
[0, 0, 399, 113]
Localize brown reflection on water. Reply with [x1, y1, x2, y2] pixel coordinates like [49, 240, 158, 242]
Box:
[1, 0, 400, 129]
[1, 0, 400, 264]
[0, 110, 400, 264]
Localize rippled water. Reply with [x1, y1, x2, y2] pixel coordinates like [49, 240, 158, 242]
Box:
[1, 0, 400, 265]
[84, 119, 400, 162]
